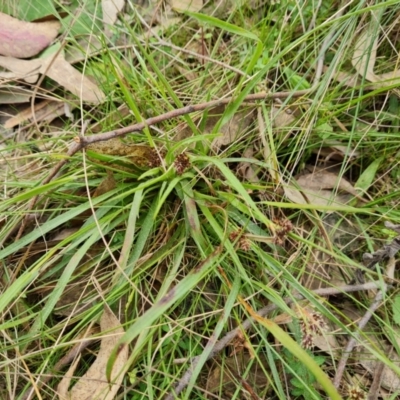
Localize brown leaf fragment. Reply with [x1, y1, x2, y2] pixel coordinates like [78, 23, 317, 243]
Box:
[171, 0, 203, 12]
[0, 51, 105, 103]
[4, 100, 75, 129]
[102, 0, 125, 37]
[297, 171, 358, 196]
[0, 12, 60, 58]
[351, 18, 400, 89]
[42, 52, 105, 103]
[57, 355, 81, 400]
[271, 105, 296, 128]
[356, 340, 400, 392]
[57, 306, 128, 400]
[93, 171, 117, 197]
[211, 108, 254, 149]
[87, 138, 157, 169]
[0, 56, 41, 83]
[323, 66, 360, 88]
[284, 170, 359, 208]
[237, 147, 259, 183]
[0, 86, 31, 104]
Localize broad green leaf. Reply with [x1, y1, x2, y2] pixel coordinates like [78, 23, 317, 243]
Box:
[393, 295, 400, 325]
[355, 157, 383, 193]
[283, 67, 311, 90]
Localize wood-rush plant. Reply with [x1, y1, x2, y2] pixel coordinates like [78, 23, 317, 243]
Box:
[2, 1, 400, 399]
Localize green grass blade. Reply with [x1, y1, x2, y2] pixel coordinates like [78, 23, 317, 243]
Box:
[106, 246, 223, 381]
[186, 12, 260, 42]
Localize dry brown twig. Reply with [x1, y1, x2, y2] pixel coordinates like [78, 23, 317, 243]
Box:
[14, 89, 311, 241]
[333, 222, 400, 390]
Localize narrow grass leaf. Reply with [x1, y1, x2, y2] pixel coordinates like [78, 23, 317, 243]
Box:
[198, 204, 252, 284]
[185, 12, 260, 42]
[130, 34, 199, 135]
[131, 228, 185, 281]
[118, 189, 143, 272]
[25, 230, 101, 343]
[184, 273, 241, 399]
[154, 177, 182, 218]
[392, 295, 400, 325]
[121, 197, 158, 279]
[194, 156, 275, 231]
[178, 180, 209, 256]
[0, 189, 120, 259]
[0, 176, 77, 209]
[106, 246, 222, 381]
[169, 133, 218, 153]
[245, 312, 342, 399]
[212, 41, 264, 133]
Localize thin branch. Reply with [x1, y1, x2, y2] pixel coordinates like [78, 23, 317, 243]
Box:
[332, 290, 385, 389]
[78, 89, 311, 146]
[333, 225, 400, 389]
[14, 89, 311, 241]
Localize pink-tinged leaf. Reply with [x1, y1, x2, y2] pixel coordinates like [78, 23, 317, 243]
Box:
[0, 12, 60, 59]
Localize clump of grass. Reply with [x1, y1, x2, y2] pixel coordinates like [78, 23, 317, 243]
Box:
[1, 1, 400, 399]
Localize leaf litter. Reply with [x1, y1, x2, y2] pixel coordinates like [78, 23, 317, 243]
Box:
[0, 12, 60, 59]
[57, 306, 128, 400]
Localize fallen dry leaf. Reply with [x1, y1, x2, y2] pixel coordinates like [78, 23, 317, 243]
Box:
[352, 18, 400, 89]
[284, 170, 358, 208]
[0, 50, 105, 103]
[297, 170, 358, 196]
[0, 86, 32, 104]
[171, 0, 203, 12]
[57, 306, 128, 400]
[314, 142, 360, 162]
[0, 56, 41, 84]
[358, 345, 400, 392]
[102, 0, 125, 37]
[352, 22, 378, 82]
[205, 353, 269, 395]
[271, 105, 297, 128]
[212, 108, 255, 149]
[4, 100, 76, 129]
[41, 52, 105, 103]
[0, 12, 60, 58]
[93, 171, 117, 197]
[87, 138, 158, 169]
[237, 147, 259, 183]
